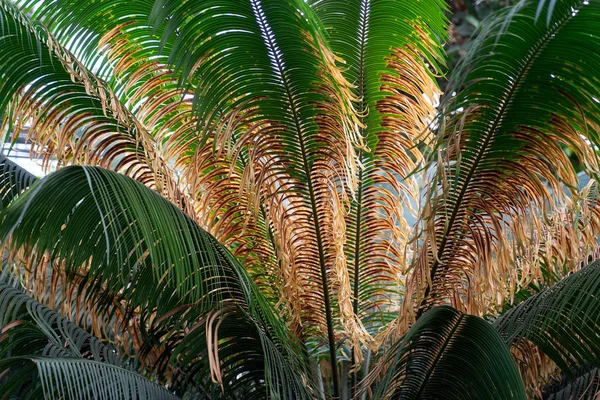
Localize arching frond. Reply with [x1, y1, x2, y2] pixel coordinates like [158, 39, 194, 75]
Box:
[13, 5, 364, 383]
[0, 357, 179, 400]
[408, 0, 600, 319]
[143, 3, 368, 393]
[494, 259, 600, 395]
[8, 0, 284, 311]
[12, 0, 151, 81]
[0, 1, 189, 214]
[366, 306, 525, 399]
[0, 166, 314, 398]
[97, 22, 284, 311]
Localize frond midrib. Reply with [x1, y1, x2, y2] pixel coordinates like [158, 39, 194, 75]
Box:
[249, 0, 339, 395]
[419, 5, 579, 316]
[352, 0, 370, 320]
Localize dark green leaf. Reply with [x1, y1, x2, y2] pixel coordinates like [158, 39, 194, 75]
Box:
[0, 166, 314, 398]
[0, 357, 178, 400]
[495, 259, 600, 378]
[372, 306, 526, 399]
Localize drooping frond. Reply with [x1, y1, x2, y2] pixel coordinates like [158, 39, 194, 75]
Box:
[365, 306, 525, 399]
[0, 155, 37, 209]
[96, 22, 284, 310]
[494, 259, 600, 396]
[0, 166, 314, 398]
[497, 178, 600, 311]
[14, 4, 365, 381]
[407, 0, 600, 320]
[0, 1, 189, 214]
[142, 3, 369, 393]
[8, 0, 284, 310]
[309, 0, 447, 359]
[530, 178, 600, 285]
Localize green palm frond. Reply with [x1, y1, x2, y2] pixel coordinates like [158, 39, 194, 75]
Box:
[4, 0, 600, 398]
[0, 155, 38, 209]
[6, 2, 357, 392]
[12, 3, 360, 378]
[13, 0, 148, 79]
[0, 1, 189, 211]
[0, 273, 176, 399]
[0, 357, 179, 400]
[494, 259, 600, 392]
[308, 0, 447, 361]
[311, 0, 446, 134]
[369, 306, 525, 399]
[411, 0, 600, 318]
[12, 0, 285, 308]
[144, 2, 368, 392]
[0, 166, 313, 398]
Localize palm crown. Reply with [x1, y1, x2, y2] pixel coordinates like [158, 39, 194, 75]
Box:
[0, 0, 600, 398]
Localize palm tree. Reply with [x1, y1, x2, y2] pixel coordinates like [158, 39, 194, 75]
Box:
[0, 0, 599, 398]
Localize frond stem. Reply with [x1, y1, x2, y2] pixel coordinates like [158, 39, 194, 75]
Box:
[351, 2, 370, 394]
[249, 0, 339, 395]
[416, 8, 574, 319]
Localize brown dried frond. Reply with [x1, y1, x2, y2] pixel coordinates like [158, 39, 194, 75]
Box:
[511, 339, 560, 398]
[403, 108, 600, 327]
[97, 23, 285, 312]
[3, 246, 164, 374]
[329, 39, 441, 359]
[1, 25, 190, 216]
[186, 30, 369, 339]
[508, 191, 600, 395]
[509, 181, 600, 296]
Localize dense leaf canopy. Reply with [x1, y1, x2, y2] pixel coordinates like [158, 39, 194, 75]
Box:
[0, 0, 599, 398]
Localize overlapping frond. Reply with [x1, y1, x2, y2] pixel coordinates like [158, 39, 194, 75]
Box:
[3, 245, 143, 367]
[141, 4, 369, 393]
[0, 1, 190, 214]
[493, 178, 600, 315]
[515, 179, 600, 294]
[0, 273, 177, 399]
[9, 1, 600, 398]
[13, 5, 367, 379]
[407, 0, 600, 320]
[309, 0, 447, 361]
[8, 0, 285, 311]
[494, 259, 600, 396]
[365, 306, 525, 399]
[0, 166, 314, 398]
[0, 357, 179, 400]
